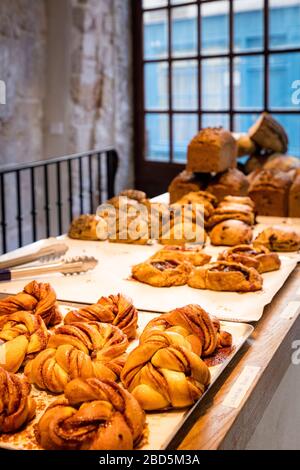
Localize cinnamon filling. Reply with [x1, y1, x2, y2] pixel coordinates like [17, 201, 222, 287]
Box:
[211, 265, 250, 280]
[151, 260, 179, 271]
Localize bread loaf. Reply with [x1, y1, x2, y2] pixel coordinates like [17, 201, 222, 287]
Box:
[289, 169, 300, 218]
[206, 169, 249, 202]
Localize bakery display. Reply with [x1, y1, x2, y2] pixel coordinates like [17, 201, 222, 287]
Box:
[140, 304, 232, 357]
[209, 220, 253, 246]
[36, 378, 146, 450]
[65, 293, 138, 339]
[0, 280, 62, 326]
[121, 330, 211, 410]
[187, 128, 237, 173]
[248, 169, 293, 217]
[132, 258, 192, 287]
[0, 367, 36, 433]
[68, 214, 101, 241]
[188, 261, 263, 292]
[0, 311, 49, 373]
[150, 245, 211, 267]
[218, 244, 281, 273]
[254, 225, 300, 252]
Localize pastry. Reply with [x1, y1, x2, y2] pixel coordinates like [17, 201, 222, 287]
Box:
[206, 168, 249, 202]
[207, 203, 255, 228]
[0, 280, 62, 326]
[218, 244, 281, 273]
[248, 169, 293, 217]
[209, 220, 253, 246]
[0, 367, 36, 433]
[119, 189, 147, 202]
[187, 128, 237, 173]
[175, 191, 218, 220]
[140, 304, 232, 357]
[132, 258, 192, 287]
[159, 221, 206, 246]
[220, 195, 255, 210]
[289, 169, 300, 218]
[263, 154, 300, 172]
[68, 214, 102, 240]
[151, 246, 211, 267]
[168, 170, 211, 204]
[188, 261, 263, 292]
[254, 225, 300, 252]
[35, 377, 145, 450]
[121, 331, 210, 410]
[0, 311, 49, 373]
[65, 293, 138, 339]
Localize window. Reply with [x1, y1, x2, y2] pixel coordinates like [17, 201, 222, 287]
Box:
[132, 0, 300, 195]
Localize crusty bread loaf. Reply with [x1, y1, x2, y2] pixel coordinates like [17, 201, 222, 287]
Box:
[289, 169, 300, 218]
[248, 169, 293, 217]
[263, 154, 300, 172]
[206, 169, 249, 202]
[168, 171, 206, 204]
[187, 128, 237, 173]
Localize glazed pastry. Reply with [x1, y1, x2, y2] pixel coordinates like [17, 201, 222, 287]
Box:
[254, 225, 300, 252]
[65, 293, 138, 339]
[159, 222, 206, 246]
[140, 304, 232, 357]
[0, 280, 62, 326]
[121, 331, 211, 410]
[218, 244, 281, 273]
[24, 344, 121, 393]
[220, 195, 255, 210]
[188, 261, 263, 292]
[132, 258, 192, 287]
[207, 203, 255, 228]
[210, 220, 253, 246]
[68, 214, 102, 240]
[35, 378, 145, 450]
[0, 312, 49, 373]
[151, 246, 211, 267]
[0, 367, 36, 433]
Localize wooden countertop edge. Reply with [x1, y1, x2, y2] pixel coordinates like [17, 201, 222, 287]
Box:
[177, 266, 300, 450]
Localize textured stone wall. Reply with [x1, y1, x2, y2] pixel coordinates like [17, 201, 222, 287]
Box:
[68, 0, 134, 193]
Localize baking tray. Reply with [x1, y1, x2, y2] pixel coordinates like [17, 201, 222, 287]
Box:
[0, 238, 296, 322]
[0, 307, 254, 450]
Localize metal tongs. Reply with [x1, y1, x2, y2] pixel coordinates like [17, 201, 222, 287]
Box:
[0, 256, 98, 282]
[0, 238, 69, 270]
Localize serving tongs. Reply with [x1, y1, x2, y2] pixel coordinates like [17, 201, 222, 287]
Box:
[0, 238, 69, 270]
[0, 256, 98, 282]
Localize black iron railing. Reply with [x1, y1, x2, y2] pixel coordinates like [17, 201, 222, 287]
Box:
[0, 149, 118, 254]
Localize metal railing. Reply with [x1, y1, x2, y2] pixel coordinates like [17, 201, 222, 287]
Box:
[0, 149, 118, 254]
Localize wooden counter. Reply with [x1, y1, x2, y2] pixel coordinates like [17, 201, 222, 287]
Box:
[173, 266, 300, 450]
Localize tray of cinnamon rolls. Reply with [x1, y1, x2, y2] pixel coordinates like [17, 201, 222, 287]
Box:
[0, 281, 253, 450]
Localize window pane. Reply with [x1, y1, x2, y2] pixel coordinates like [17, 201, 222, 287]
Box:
[143, 0, 167, 9]
[269, 53, 300, 109]
[172, 60, 198, 110]
[270, 0, 300, 49]
[171, 6, 198, 58]
[202, 58, 229, 110]
[145, 62, 169, 110]
[202, 114, 230, 129]
[173, 114, 198, 163]
[234, 55, 264, 110]
[201, 1, 229, 55]
[234, 114, 260, 133]
[145, 114, 170, 162]
[144, 10, 168, 60]
[234, 0, 263, 52]
[273, 114, 300, 156]
[171, 0, 194, 4]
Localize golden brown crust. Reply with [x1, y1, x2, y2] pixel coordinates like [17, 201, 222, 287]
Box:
[206, 169, 249, 202]
[0, 281, 62, 326]
[218, 244, 281, 273]
[188, 261, 263, 292]
[289, 169, 300, 218]
[219, 195, 255, 210]
[263, 155, 300, 172]
[119, 189, 147, 202]
[168, 171, 208, 204]
[35, 378, 146, 450]
[140, 304, 232, 357]
[132, 259, 192, 287]
[0, 367, 36, 433]
[121, 332, 211, 410]
[151, 246, 211, 267]
[68, 214, 100, 240]
[159, 222, 207, 246]
[0, 311, 49, 373]
[207, 203, 255, 228]
[210, 220, 253, 246]
[176, 191, 218, 220]
[65, 294, 138, 339]
[254, 225, 300, 252]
